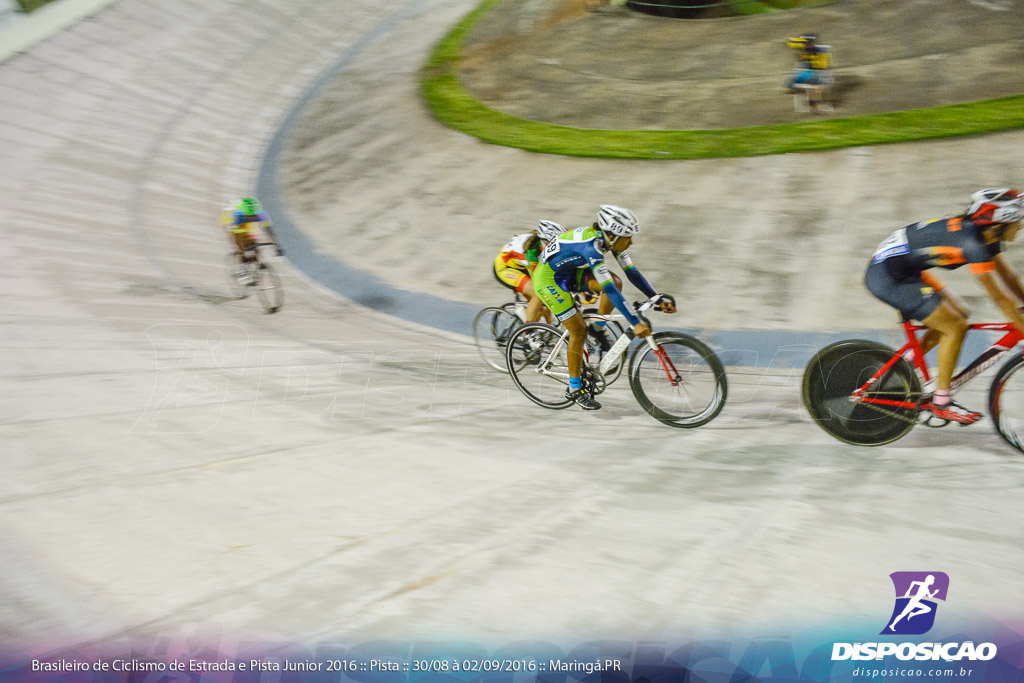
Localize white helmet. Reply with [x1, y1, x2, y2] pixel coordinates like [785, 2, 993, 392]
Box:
[597, 205, 640, 237]
[967, 188, 1024, 225]
[536, 220, 564, 242]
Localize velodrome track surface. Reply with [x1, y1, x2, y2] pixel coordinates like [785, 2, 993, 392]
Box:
[3, 0, 1024, 652]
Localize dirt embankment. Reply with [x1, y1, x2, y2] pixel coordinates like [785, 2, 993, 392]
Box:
[457, 0, 1024, 130]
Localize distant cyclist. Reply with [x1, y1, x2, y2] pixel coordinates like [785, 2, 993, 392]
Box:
[865, 188, 1024, 424]
[222, 197, 282, 281]
[533, 205, 675, 411]
[493, 220, 564, 323]
[784, 33, 832, 92]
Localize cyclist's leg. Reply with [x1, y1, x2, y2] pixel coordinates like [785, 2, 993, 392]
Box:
[578, 271, 620, 350]
[920, 303, 978, 422]
[864, 260, 943, 369]
[234, 232, 256, 262]
[521, 279, 549, 323]
[534, 266, 598, 408]
[562, 311, 587, 381]
[920, 302, 968, 393]
[867, 263, 976, 421]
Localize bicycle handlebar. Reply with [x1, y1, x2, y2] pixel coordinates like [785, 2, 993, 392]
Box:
[633, 293, 673, 314]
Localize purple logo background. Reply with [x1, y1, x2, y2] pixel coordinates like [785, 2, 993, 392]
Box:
[881, 571, 950, 635]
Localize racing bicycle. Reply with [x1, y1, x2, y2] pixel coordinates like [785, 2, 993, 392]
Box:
[227, 242, 284, 314]
[802, 319, 1024, 452]
[503, 295, 728, 428]
[472, 292, 620, 373]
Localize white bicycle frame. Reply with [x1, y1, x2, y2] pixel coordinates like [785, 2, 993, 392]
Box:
[530, 295, 666, 378]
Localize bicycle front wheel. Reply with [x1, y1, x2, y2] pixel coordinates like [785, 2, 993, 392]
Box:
[472, 306, 522, 372]
[254, 262, 284, 313]
[505, 322, 573, 409]
[628, 332, 727, 428]
[989, 354, 1024, 453]
[226, 252, 249, 300]
[802, 340, 921, 446]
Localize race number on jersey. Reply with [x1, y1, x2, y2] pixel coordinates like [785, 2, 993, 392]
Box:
[873, 228, 909, 264]
[540, 238, 560, 263]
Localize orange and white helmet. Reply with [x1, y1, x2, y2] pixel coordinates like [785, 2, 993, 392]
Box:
[967, 188, 1024, 225]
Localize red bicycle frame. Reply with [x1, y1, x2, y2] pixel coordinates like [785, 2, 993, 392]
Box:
[851, 321, 1024, 410]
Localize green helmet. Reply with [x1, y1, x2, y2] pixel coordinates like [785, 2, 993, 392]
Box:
[240, 197, 261, 216]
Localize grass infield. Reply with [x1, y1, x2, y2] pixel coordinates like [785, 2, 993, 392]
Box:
[420, 0, 1024, 160]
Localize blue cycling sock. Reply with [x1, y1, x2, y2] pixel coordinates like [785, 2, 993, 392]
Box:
[593, 320, 608, 328]
[569, 377, 582, 391]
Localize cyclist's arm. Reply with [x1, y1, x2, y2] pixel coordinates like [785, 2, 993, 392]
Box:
[525, 243, 541, 275]
[258, 213, 284, 253]
[975, 266, 1024, 332]
[615, 249, 674, 313]
[615, 251, 658, 299]
[994, 254, 1024, 305]
[591, 260, 641, 327]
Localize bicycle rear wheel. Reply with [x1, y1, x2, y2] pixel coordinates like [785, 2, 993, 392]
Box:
[472, 306, 521, 372]
[802, 340, 921, 446]
[989, 354, 1024, 453]
[505, 323, 573, 409]
[628, 332, 727, 428]
[254, 262, 284, 313]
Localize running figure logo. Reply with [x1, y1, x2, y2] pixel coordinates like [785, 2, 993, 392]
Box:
[881, 572, 949, 635]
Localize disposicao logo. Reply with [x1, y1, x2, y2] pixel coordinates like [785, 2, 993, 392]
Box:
[831, 572, 997, 662]
[882, 571, 948, 635]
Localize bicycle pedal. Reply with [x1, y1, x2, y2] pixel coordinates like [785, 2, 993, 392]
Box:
[921, 413, 950, 429]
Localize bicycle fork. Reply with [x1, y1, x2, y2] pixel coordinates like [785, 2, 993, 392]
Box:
[648, 337, 682, 386]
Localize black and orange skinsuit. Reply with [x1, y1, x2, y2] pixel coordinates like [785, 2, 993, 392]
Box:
[865, 217, 1000, 321]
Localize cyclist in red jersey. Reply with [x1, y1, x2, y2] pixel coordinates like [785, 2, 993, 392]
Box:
[865, 188, 1024, 424]
[493, 220, 564, 323]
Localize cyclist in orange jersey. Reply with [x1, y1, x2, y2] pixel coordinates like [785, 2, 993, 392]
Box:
[865, 188, 1024, 424]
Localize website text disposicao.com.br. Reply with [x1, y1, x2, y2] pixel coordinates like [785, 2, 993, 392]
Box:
[850, 665, 979, 679]
[835, 641, 996, 679]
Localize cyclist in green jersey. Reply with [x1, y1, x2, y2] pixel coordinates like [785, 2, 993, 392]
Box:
[534, 205, 675, 410]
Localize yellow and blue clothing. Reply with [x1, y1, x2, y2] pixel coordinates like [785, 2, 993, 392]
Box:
[223, 206, 271, 236]
[786, 38, 832, 88]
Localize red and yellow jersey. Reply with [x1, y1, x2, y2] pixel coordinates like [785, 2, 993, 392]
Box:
[496, 233, 541, 273]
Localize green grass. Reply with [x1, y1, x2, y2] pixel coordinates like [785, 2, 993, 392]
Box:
[15, 0, 57, 12]
[420, 0, 1024, 160]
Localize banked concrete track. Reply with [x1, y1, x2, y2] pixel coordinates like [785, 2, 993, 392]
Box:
[2, 0, 1024, 653]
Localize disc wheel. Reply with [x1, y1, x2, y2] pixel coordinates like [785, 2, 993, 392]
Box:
[802, 340, 921, 446]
